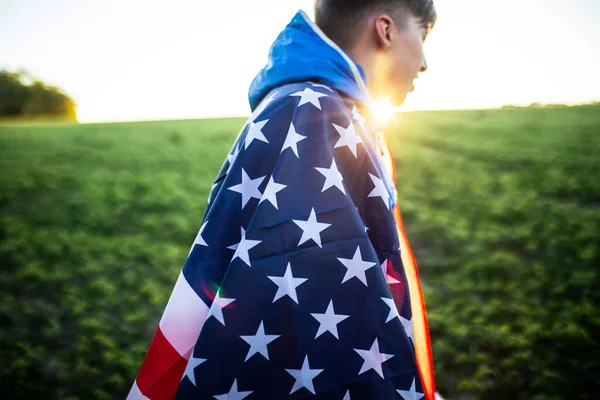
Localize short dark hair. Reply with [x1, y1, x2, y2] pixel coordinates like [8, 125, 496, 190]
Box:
[314, 0, 437, 50]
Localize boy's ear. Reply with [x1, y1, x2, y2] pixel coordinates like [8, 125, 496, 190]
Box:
[374, 14, 394, 49]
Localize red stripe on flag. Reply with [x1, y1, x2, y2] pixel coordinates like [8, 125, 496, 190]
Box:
[394, 204, 436, 400]
[134, 327, 188, 400]
[387, 259, 407, 313]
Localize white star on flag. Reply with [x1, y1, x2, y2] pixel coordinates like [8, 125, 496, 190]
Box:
[354, 338, 394, 378]
[240, 321, 280, 361]
[311, 82, 334, 92]
[343, 390, 351, 400]
[352, 105, 367, 130]
[368, 173, 391, 210]
[337, 246, 377, 286]
[182, 355, 206, 386]
[401, 316, 414, 344]
[213, 379, 253, 400]
[206, 290, 236, 326]
[397, 377, 425, 400]
[227, 144, 240, 173]
[290, 87, 327, 110]
[189, 220, 209, 255]
[381, 259, 401, 284]
[310, 300, 350, 339]
[227, 168, 266, 209]
[281, 122, 307, 158]
[381, 297, 400, 323]
[259, 175, 287, 209]
[315, 158, 346, 195]
[245, 119, 269, 149]
[293, 208, 332, 248]
[333, 122, 363, 158]
[230, 228, 261, 267]
[267, 262, 308, 304]
[285, 355, 324, 395]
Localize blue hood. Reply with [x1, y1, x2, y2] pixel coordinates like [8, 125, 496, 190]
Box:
[248, 11, 371, 111]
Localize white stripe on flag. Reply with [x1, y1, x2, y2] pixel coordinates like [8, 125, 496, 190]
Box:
[126, 380, 150, 400]
[158, 271, 209, 358]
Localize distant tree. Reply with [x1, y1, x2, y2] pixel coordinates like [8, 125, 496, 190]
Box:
[0, 69, 77, 121]
[0, 70, 30, 116]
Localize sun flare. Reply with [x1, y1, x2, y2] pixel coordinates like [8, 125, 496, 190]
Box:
[370, 98, 399, 127]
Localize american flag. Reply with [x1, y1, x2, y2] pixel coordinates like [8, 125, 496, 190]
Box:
[128, 81, 433, 400]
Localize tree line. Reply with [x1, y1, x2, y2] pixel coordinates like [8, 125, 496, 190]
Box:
[0, 69, 77, 121]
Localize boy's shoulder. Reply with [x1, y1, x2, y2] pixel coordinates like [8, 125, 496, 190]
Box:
[252, 81, 350, 119]
[273, 81, 337, 98]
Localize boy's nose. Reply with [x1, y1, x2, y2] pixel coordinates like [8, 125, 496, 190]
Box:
[420, 57, 428, 73]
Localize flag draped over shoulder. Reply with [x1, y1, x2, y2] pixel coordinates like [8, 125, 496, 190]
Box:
[127, 82, 429, 400]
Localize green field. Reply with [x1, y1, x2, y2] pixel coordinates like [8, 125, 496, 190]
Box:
[1, 106, 599, 399]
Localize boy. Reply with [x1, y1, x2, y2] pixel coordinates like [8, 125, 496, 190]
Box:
[129, 1, 437, 399]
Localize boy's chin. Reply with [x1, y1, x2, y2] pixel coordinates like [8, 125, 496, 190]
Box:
[389, 91, 408, 107]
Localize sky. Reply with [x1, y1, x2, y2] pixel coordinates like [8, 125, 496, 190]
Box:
[1, 0, 599, 123]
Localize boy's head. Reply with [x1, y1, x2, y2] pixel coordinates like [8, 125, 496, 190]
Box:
[315, 0, 437, 105]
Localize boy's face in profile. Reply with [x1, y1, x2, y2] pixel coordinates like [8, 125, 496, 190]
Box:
[381, 14, 429, 105]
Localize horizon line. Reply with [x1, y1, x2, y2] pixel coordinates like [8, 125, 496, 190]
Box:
[1, 101, 598, 128]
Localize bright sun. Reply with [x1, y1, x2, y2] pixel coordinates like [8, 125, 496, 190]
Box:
[370, 98, 398, 126]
